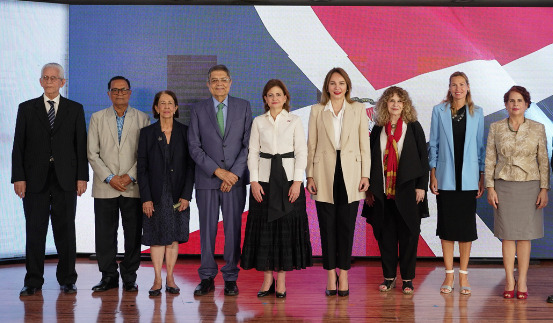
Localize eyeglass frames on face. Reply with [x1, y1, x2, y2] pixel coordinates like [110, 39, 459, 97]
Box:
[109, 88, 131, 94]
[41, 76, 63, 82]
[210, 78, 231, 84]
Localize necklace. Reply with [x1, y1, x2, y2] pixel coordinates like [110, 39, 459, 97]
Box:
[451, 106, 465, 122]
[391, 124, 397, 129]
[507, 117, 525, 133]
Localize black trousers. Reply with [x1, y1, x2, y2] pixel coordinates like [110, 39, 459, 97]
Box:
[94, 196, 142, 283]
[315, 151, 359, 270]
[23, 164, 77, 287]
[378, 199, 420, 280]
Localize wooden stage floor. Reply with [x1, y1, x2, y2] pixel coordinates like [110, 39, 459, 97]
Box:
[2, 258, 553, 322]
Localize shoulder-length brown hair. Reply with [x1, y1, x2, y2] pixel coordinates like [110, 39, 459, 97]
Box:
[262, 79, 291, 112]
[445, 71, 475, 116]
[320, 67, 354, 105]
[152, 90, 179, 119]
[374, 86, 418, 126]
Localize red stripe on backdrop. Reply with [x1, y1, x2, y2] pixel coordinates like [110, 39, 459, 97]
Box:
[312, 7, 553, 89]
[142, 188, 435, 257]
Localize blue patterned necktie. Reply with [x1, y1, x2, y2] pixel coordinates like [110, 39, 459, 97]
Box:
[47, 100, 55, 129]
[216, 103, 225, 136]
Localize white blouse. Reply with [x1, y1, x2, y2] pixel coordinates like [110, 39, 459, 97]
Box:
[323, 100, 345, 150]
[248, 110, 307, 183]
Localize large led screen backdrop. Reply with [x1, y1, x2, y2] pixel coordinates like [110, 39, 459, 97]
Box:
[3, 3, 553, 259]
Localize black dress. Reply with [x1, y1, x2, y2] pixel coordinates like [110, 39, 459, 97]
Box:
[436, 106, 478, 242]
[240, 181, 313, 271]
[142, 135, 190, 246]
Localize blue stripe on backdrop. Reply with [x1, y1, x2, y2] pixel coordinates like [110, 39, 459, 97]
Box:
[68, 5, 319, 126]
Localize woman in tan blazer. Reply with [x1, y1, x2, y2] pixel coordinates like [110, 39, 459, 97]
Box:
[485, 85, 549, 299]
[306, 67, 371, 296]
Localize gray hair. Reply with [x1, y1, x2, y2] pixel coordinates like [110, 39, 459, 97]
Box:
[41, 63, 65, 79]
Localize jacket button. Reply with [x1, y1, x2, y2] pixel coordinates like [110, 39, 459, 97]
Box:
[170, 169, 174, 172]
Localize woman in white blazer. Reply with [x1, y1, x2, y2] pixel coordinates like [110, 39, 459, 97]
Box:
[428, 71, 485, 295]
[306, 67, 370, 296]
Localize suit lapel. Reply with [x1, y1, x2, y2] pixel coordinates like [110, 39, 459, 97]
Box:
[107, 107, 119, 147]
[463, 107, 476, 158]
[34, 97, 51, 133]
[322, 109, 336, 149]
[439, 104, 455, 161]
[371, 126, 385, 200]
[223, 96, 235, 140]
[119, 107, 134, 148]
[52, 96, 69, 133]
[154, 121, 167, 159]
[169, 122, 181, 161]
[205, 99, 223, 139]
[339, 103, 354, 149]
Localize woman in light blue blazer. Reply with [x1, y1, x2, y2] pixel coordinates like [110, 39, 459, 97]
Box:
[428, 71, 485, 295]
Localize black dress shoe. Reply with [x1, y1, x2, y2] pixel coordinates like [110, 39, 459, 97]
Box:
[224, 281, 239, 296]
[149, 288, 162, 296]
[194, 278, 215, 296]
[60, 284, 77, 294]
[257, 279, 275, 297]
[123, 282, 138, 292]
[547, 294, 553, 303]
[92, 279, 119, 292]
[166, 285, 180, 294]
[20, 286, 41, 296]
[325, 273, 338, 296]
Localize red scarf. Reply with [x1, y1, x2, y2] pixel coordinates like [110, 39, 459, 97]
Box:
[384, 119, 403, 199]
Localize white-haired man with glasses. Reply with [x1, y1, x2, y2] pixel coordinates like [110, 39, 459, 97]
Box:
[12, 62, 89, 296]
[87, 76, 150, 293]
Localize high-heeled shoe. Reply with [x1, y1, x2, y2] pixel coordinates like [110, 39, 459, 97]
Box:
[503, 280, 516, 299]
[276, 290, 286, 298]
[516, 285, 528, 300]
[325, 273, 339, 296]
[440, 269, 455, 294]
[458, 270, 471, 295]
[337, 274, 349, 297]
[379, 278, 396, 292]
[257, 279, 275, 297]
[402, 280, 414, 295]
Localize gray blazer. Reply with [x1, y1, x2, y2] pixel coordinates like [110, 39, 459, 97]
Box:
[87, 106, 150, 198]
[188, 96, 252, 189]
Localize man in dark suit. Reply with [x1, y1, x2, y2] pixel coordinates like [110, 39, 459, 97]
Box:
[188, 65, 252, 296]
[12, 63, 89, 296]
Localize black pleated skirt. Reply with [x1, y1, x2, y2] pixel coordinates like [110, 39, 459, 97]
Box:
[240, 181, 313, 271]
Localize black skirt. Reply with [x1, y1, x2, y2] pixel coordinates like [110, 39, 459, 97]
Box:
[436, 190, 478, 242]
[240, 181, 313, 271]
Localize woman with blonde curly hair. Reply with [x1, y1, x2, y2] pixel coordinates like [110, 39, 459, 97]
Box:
[363, 86, 429, 294]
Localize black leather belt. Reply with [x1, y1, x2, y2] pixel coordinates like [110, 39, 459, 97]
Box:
[259, 151, 294, 222]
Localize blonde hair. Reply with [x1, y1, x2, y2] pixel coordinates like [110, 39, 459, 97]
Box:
[374, 86, 417, 126]
[445, 71, 475, 116]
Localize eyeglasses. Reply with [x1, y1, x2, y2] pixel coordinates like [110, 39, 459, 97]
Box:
[41, 76, 63, 82]
[210, 78, 231, 84]
[109, 88, 131, 94]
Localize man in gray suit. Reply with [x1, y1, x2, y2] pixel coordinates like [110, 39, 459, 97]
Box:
[87, 76, 150, 292]
[188, 65, 252, 296]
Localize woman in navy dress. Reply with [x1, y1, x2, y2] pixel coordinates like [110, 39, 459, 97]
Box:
[138, 90, 195, 296]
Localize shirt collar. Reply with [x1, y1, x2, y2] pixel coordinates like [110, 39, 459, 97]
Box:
[323, 100, 346, 116]
[213, 96, 229, 108]
[112, 106, 128, 117]
[43, 94, 60, 106]
[264, 109, 289, 118]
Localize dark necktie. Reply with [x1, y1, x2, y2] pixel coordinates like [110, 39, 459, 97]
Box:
[47, 100, 55, 129]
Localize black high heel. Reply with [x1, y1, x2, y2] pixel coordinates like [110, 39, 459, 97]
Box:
[325, 273, 339, 296]
[337, 274, 349, 297]
[257, 279, 275, 297]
